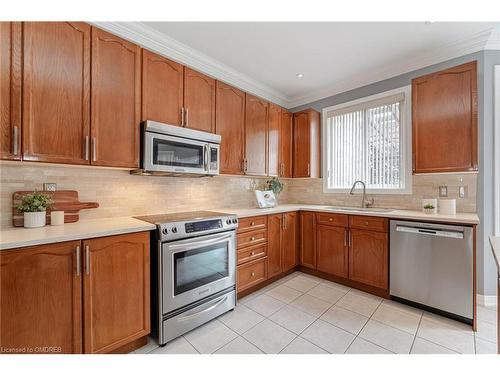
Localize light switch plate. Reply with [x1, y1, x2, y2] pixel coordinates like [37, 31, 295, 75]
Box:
[43, 183, 57, 191]
[439, 186, 448, 197]
[459, 186, 467, 198]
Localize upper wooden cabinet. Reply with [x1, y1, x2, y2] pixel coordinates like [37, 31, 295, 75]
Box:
[0, 22, 21, 161]
[0, 240, 82, 354]
[82, 232, 150, 354]
[216, 81, 245, 175]
[141, 49, 183, 125]
[91, 27, 141, 168]
[293, 109, 320, 178]
[183, 67, 216, 133]
[268, 103, 281, 177]
[280, 110, 293, 178]
[245, 94, 268, 176]
[412, 61, 478, 173]
[299, 211, 316, 269]
[22, 22, 91, 165]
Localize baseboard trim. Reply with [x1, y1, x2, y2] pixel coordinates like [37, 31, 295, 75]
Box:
[477, 294, 497, 307]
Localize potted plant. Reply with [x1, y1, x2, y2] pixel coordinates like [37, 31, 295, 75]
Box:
[266, 177, 284, 196]
[15, 192, 53, 228]
[423, 203, 435, 214]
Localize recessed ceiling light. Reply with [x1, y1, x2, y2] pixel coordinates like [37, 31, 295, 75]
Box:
[296, 73, 304, 78]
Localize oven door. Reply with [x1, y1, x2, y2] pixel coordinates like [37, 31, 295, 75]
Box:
[161, 231, 236, 313]
[143, 131, 209, 174]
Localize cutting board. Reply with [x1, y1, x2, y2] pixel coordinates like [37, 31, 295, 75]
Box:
[12, 190, 99, 227]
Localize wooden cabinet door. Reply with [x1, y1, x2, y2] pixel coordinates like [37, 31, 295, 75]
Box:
[83, 232, 150, 354]
[282, 211, 298, 272]
[141, 49, 183, 125]
[317, 225, 348, 278]
[0, 22, 21, 160]
[280, 110, 293, 178]
[91, 27, 140, 168]
[23, 22, 91, 165]
[0, 241, 82, 353]
[216, 81, 245, 175]
[299, 211, 316, 269]
[184, 67, 216, 132]
[245, 94, 268, 176]
[348, 229, 388, 290]
[267, 213, 282, 278]
[293, 111, 311, 177]
[268, 103, 281, 177]
[412, 61, 478, 173]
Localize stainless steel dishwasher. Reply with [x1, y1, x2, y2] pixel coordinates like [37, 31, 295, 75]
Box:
[390, 220, 474, 324]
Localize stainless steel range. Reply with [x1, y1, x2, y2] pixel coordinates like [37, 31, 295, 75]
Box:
[136, 211, 238, 345]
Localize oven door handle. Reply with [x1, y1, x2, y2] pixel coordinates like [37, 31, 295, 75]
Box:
[177, 296, 228, 322]
[168, 232, 234, 252]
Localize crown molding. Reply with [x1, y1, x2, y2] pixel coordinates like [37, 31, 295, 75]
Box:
[90, 22, 290, 107]
[287, 28, 497, 108]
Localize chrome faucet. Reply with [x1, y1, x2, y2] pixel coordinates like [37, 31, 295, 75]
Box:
[349, 180, 374, 208]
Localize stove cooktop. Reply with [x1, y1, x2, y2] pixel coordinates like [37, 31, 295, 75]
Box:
[134, 210, 231, 225]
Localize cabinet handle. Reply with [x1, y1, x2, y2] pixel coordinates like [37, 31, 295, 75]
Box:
[349, 231, 352, 247]
[250, 251, 255, 256]
[180, 107, 185, 126]
[283, 215, 287, 230]
[91, 137, 96, 162]
[329, 218, 333, 222]
[85, 245, 90, 275]
[344, 230, 348, 247]
[84, 136, 89, 161]
[250, 221, 255, 226]
[243, 158, 248, 174]
[307, 163, 310, 177]
[75, 245, 81, 276]
[251, 272, 255, 277]
[250, 236, 255, 241]
[12, 126, 19, 156]
[185, 108, 189, 127]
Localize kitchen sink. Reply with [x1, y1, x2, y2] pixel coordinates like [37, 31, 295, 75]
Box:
[325, 206, 394, 213]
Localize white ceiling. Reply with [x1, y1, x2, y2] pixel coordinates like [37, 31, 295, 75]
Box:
[116, 22, 500, 108]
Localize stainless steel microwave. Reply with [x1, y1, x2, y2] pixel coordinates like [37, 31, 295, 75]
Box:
[134, 121, 221, 177]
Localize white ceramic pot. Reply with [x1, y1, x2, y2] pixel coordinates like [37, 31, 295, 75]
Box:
[24, 211, 46, 228]
[424, 208, 435, 214]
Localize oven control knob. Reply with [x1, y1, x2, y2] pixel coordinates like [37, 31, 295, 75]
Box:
[226, 219, 231, 225]
[232, 218, 238, 224]
[171, 227, 177, 233]
[162, 228, 168, 235]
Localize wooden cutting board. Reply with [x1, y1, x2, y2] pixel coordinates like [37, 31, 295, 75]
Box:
[12, 190, 99, 227]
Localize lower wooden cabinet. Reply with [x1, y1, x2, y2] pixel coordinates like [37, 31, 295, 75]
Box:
[299, 211, 316, 269]
[316, 224, 348, 278]
[83, 232, 150, 354]
[282, 211, 298, 272]
[0, 240, 82, 354]
[348, 229, 388, 290]
[0, 231, 150, 354]
[267, 211, 298, 278]
[237, 257, 267, 292]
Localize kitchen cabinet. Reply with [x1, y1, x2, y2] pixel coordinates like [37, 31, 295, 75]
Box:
[280, 110, 293, 178]
[141, 49, 184, 125]
[183, 67, 216, 133]
[268, 103, 281, 177]
[412, 61, 478, 173]
[22, 22, 91, 165]
[316, 225, 348, 278]
[0, 240, 82, 354]
[82, 232, 150, 354]
[237, 257, 267, 292]
[245, 94, 268, 176]
[293, 109, 321, 178]
[91, 26, 141, 168]
[215, 81, 246, 175]
[348, 228, 388, 290]
[299, 211, 316, 269]
[282, 211, 298, 272]
[0, 22, 22, 161]
[267, 213, 283, 278]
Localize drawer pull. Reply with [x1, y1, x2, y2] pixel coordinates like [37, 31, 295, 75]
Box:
[251, 272, 255, 277]
[250, 251, 255, 256]
[250, 236, 255, 241]
[365, 221, 369, 225]
[329, 218, 333, 222]
[251, 222, 255, 226]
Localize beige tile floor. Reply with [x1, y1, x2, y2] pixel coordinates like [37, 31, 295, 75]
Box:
[133, 272, 498, 354]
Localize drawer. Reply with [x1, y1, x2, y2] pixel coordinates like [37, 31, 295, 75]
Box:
[237, 229, 267, 249]
[237, 216, 267, 233]
[237, 244, 267, 265]
[316, 212, 348, 227]
[237, 257, 267, 292]
[349, 215, 388, 232]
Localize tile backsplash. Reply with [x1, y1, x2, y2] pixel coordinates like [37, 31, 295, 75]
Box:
[0, 162, 476, 228]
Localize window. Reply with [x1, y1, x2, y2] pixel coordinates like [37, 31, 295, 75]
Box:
[322, 86, 412, 194]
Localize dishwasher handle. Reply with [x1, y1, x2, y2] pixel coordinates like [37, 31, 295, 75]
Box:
[395, 225, 464, 239]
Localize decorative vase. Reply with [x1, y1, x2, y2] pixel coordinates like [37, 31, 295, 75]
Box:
[424, 208, 434, 214]
[23, 211, 46, 228]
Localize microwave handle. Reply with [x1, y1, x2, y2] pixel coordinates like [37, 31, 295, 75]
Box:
[204, 144, 209, 172]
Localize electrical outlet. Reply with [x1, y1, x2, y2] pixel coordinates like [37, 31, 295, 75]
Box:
[439, 186, 448, 197]
[43, 183, 57, 191]
[459, 186, 467, 198]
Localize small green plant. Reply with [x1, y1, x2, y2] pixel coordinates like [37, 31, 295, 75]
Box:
[266, 177, 284, 195]
[423, 204, 435, 210]
[16, 192, 53, 213]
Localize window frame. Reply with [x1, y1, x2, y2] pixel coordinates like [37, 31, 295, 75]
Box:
[321, 85, 412, 195]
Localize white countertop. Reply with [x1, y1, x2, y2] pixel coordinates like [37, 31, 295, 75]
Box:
[490, 236, 500, 272]
[0, 204, 479, 251]
[0, 217, 156, 251]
